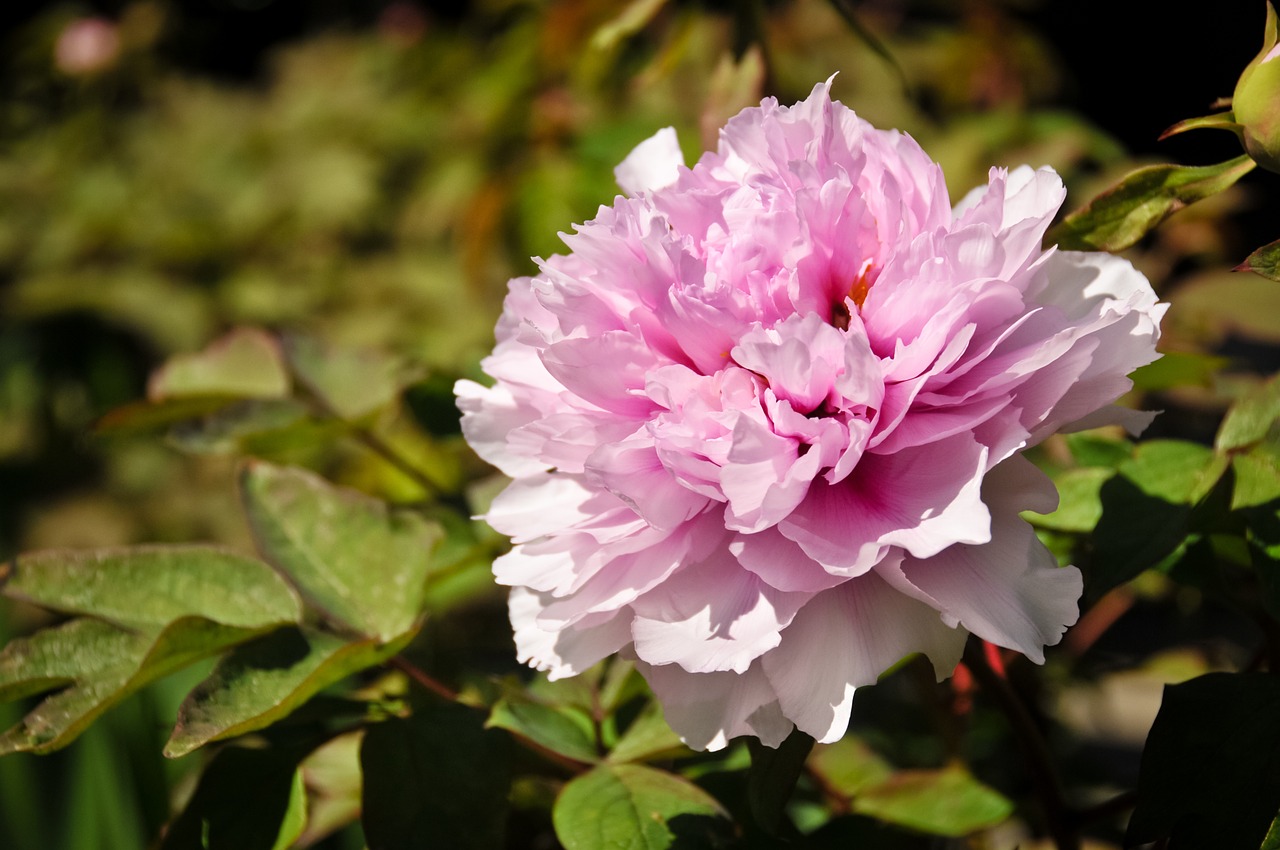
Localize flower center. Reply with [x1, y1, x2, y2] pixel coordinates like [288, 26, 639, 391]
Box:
[832, 259, 875, 330]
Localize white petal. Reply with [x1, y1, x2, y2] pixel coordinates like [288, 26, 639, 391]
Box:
[761, 571, 967, 742]
[510, 588, 632, 680]
[882, 460, 1082, 663]
[614, 127, 684, 195]
[637, 660, 792, 751]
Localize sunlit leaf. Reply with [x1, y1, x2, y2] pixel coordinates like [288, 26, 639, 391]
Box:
[608, 700, 687, 764]
[165, 625, 414, 757]
[1120, 440, 1230, 505]
[1239, 237, 1280, 281]
[1128, 673, 1280, 849]
[1218, 374, 1280, 452]
[1090, 442, 1231, 598]
[0, 616, 285, 755]
[1232, 437, 1280, 510]
[362, 698, 513, 850]
[851, 764, 1014, 837]
[0, 546, 303, 754]
[1049, 155, 1256, 251]
[553, 763, 731, 850]
[281, 334, 411, 421]
[148, 327, 289, 402]
[2, 545, 301, 632]
[240, 462, 443, 641]
[487, 694, 599, 765]
[1029, 467, 1112, 533]
[808, 736, 894, 798]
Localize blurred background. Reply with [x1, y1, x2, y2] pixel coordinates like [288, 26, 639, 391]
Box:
[1, 1, 1278, 847]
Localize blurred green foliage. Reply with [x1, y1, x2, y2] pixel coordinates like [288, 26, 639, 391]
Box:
[2, 1, 1280, 849]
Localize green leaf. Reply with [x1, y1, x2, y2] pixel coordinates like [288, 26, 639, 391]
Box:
[160, 744, 313, 850]
[272, 768, 308, 850]
[1090, 485, 1189, 598]
[1233, 438, 1280, 510]
[1158, 110, 1241, 141]
[1262, 809, 1280, 850]
[1130, 351, 1231, 392]
[297, 731, 364, 846]
[747, 728, 814, 836]
[1219, 375, 1280, 452]
[1049, 155, 1257, 251]
[166, 398, 314, 455]
[1029, 467, 1112, 532]
[608, 699, 688, 764]
[487, 694, 599, 764]
[95, 395, 243, 435]
[1128, 673, 1280, 850]
[361, 698, 513, 850]
[0, 616, 283, 755]
[807, 736, 894, 799]
[851, 764, 1014, 837]
[165, 625, 414, 757]
[1239, 238, 1280, 281]
[1065, 432, 1135, 468]
[240, 462, 444, 641]
[1088, 441, 1231, 597]
[2, 545, 301, 632]
[148, 327, 289, 402]
[1119, 440, 1229, 504]
[553, 763, 731, 850]
[281, 334, 410, 420]
[591, 0, 670, 50]
[1171, 270, 1280, 345]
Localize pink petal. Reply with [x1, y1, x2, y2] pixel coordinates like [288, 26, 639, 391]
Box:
[760, 570, 966, 742]
[638, 660, 792, 751]
[630, 548, 812, 673]
[780, 434, 991, 573]
[510, 587, 632, 680]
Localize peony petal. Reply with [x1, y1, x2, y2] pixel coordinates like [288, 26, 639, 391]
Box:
[638, 659, 792, 751]
[879, 457, 1080, 662]
[615, 127, 685, 195]
[630, 548, 812, 673]
[760, 570, 966, 743]
[730, 527, 849, 593]
[510, 587, 632, 680]
[780, 434, 991, 573]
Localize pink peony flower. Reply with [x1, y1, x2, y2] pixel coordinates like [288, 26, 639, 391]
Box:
[457, 80, 1164, 750]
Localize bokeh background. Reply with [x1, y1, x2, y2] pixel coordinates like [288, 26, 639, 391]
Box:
[1, 1, 1278, 847]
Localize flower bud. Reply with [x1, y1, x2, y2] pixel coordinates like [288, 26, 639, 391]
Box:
[1234, 2, 1280, 172]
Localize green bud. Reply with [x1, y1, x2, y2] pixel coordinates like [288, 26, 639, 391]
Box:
[1234, 1, 1280, 173]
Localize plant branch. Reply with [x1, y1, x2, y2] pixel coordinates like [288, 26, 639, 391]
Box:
[964, 640, 1079, 850]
